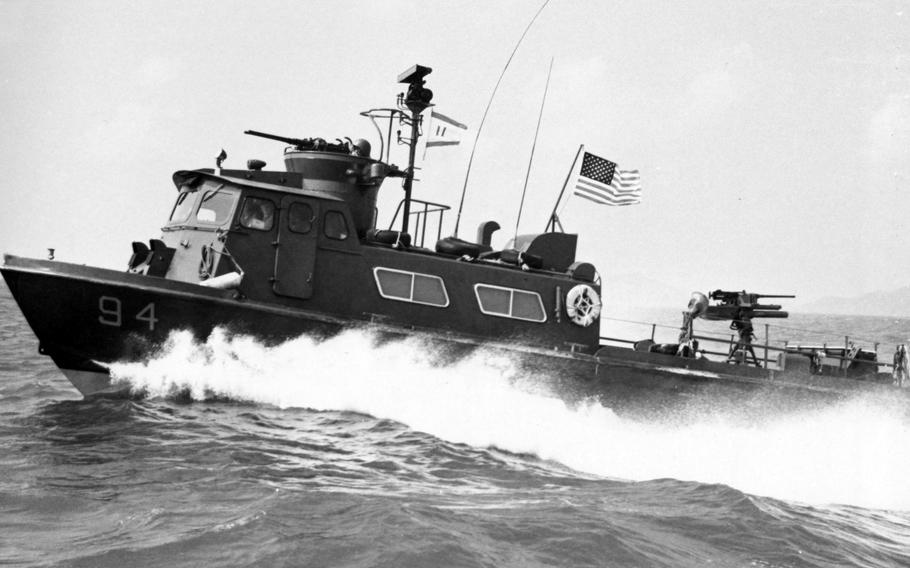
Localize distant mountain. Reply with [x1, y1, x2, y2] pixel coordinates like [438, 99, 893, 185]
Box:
[797, 285, 910, 318]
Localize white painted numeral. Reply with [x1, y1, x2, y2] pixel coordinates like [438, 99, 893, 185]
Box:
[136, 302, 158, 331]
[98, 296, 122, 326]
[98, 297, 157, 330]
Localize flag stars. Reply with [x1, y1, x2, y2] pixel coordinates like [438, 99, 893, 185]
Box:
[580, 153, 617, 185]
[573, 151, 641, 206]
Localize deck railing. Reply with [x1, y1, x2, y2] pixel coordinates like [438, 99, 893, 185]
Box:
[388, 199, 451, 248]
[598, 316, 891, 372]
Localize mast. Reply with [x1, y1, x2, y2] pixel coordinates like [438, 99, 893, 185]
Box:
[452, 0, 551, 237]
[545, 144, 584, 232]
[397, 65, 434, 236]
[514, 57, 554, 241]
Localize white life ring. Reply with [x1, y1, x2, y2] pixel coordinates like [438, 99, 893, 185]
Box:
[565, 284, 602, 327]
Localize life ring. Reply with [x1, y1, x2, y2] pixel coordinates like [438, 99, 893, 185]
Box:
[565, 284, 602, 327]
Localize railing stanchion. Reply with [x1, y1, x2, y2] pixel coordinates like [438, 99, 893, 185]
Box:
[844, 335, 849, 376]
[765, 323, 769, 369]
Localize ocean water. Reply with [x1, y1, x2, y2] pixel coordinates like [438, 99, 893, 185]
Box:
[2, 286, 910, 568]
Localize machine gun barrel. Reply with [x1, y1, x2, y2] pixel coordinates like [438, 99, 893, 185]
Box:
[751, 310, 789, 318]
[709, 290, 795, 300]
[752, 304, 783, 311]
[244, 130, 307, 147]
[704, 306, 789, 320]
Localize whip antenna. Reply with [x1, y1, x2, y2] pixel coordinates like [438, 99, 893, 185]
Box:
[514, 57, 554, 242]
[452, 0, 550, 237]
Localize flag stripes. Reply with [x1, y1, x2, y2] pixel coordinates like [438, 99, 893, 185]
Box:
[572, 152, 641, 206]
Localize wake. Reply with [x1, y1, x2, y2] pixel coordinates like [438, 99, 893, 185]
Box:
[110, 328, 910, 510]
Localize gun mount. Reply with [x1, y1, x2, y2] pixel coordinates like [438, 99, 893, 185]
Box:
[681, 290, 795, 366]
[243, 130, 362, 155]
[704, 289, 794, 322]
[241, 129, 391, 238]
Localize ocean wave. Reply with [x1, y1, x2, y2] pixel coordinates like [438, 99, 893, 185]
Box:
[109, 327, 910, 511]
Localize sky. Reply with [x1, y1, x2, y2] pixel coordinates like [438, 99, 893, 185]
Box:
[1, 0, 908, 309]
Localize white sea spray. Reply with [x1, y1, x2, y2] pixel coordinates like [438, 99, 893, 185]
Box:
[110, 327, 910, 510]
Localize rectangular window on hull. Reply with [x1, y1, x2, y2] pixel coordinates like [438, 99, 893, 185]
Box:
[374, 268, 449, 308]
[474, 284, 546, 323]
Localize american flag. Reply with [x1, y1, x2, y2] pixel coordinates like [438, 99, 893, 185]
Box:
[573, 152, 641, 206]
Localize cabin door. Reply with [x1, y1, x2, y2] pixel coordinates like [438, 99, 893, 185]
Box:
[273, 196, 319, 299]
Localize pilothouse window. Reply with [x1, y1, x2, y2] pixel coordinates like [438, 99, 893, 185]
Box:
[239, 197, 275, 231]
[196, 187, 237, 225]
[324, 211, 349, 240]
[288, 202, 315, 234]
[474, 284, 546, 322]
[169, 190, 196, 223]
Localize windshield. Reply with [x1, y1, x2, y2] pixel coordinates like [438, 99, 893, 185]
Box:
[165, 182, 239, 228]
[169, 189, 197, 223]
[195, 184, 239, 226]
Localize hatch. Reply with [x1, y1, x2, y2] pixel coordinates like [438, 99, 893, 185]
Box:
[273, 195, 320, 299]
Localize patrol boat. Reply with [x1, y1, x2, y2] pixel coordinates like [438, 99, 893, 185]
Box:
[1, 65, 906, 410]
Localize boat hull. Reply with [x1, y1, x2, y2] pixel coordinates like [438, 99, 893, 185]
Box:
[2, 254, 906, 414]
[2, 255, 349, 396]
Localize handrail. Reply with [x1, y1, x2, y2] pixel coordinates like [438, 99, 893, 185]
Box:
[598, 316, 894, 370]
[600, 334, 892, 370]
[599, 314, 891, 349]
[388, 198, 451, 248]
